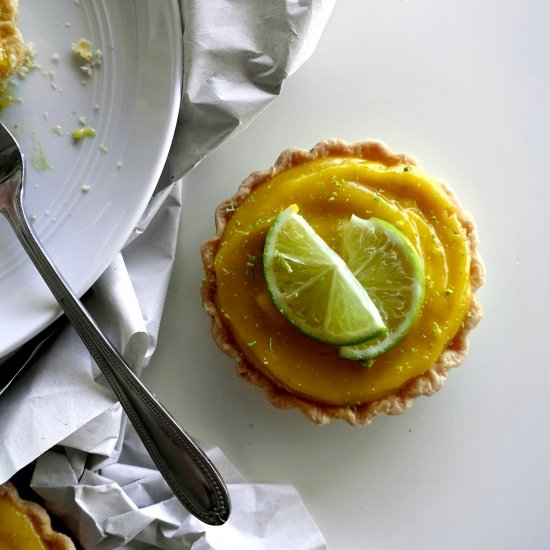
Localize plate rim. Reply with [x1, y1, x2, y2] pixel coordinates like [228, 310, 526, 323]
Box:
[0, 0, 183, 360]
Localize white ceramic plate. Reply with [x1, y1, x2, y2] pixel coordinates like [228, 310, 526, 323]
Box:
[0, 0, 182, 358]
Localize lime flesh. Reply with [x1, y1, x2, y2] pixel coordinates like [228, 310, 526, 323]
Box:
[263, 205, 387, 346]
[339, 216, 425, 360]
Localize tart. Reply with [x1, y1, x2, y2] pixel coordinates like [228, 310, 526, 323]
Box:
[0, 0, 25, 92]
[0, 482, 75, 549]
[201, 139, 484, 426]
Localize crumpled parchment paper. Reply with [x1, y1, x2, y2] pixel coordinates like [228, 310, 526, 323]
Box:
[31, 423, 326, 550]
[0, 0, 336, 547]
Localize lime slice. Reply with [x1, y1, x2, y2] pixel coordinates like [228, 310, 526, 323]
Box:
[339, 216, 425, 360]
[263, 205, 387, 346]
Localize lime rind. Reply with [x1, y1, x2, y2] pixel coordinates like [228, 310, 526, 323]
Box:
[339, 216, 425, 360]
[263, 206, 387, 346]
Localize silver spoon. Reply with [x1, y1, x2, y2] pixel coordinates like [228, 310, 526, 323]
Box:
[0, 122, 230, 526]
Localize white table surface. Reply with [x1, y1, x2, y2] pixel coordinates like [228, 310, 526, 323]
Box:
[143, 1, 550, 548]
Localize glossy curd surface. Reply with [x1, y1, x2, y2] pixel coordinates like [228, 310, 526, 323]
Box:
[0, 499, 47, 550]
[213, 157, 472, 405]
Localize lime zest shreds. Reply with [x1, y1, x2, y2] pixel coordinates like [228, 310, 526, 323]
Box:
[263, 205, 387, 346]
[339, 216, 425, 360]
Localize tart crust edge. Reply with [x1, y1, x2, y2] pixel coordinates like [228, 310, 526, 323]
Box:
[0, 481, 76, 549]
[201, 138, 485, 426]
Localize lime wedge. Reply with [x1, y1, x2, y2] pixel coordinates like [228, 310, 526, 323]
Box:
[339, 216, 425, 360]
[263, 205, 387, 346]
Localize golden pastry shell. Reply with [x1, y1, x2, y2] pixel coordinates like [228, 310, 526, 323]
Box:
[0, 481, 75, 549]
[201, 139, 485, 426]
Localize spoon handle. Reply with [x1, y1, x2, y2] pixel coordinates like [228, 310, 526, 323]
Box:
[5, 184, 230, 526]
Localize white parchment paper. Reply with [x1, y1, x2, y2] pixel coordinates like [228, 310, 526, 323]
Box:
[0, 0, 336, 547]
[32, 423, 326, 550]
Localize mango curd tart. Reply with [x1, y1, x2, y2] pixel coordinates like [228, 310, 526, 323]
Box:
[0, 482, 75, 549]
[201, 139, 484, 425]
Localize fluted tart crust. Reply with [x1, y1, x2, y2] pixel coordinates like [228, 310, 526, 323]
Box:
[201, 139, 484, 426]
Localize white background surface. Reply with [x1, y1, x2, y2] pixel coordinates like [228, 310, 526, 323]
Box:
[143, 1, 550, 548]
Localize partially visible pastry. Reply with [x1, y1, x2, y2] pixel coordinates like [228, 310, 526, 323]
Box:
[0, 0, 25, 92]
[0, 481, 76, 549]
[201, 139, 484, 425]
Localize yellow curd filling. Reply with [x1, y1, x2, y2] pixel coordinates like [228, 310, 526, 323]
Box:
[0, 499, 47, 550]
[213, 157, 472, 406]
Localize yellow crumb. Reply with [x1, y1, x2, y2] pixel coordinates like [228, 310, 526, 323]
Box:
[71, 38, 93, 62]
[72, 126, 96, 143]
[0, 0, 25, 91]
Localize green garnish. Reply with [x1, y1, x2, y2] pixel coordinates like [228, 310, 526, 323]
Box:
[73, 126, 96, 143]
